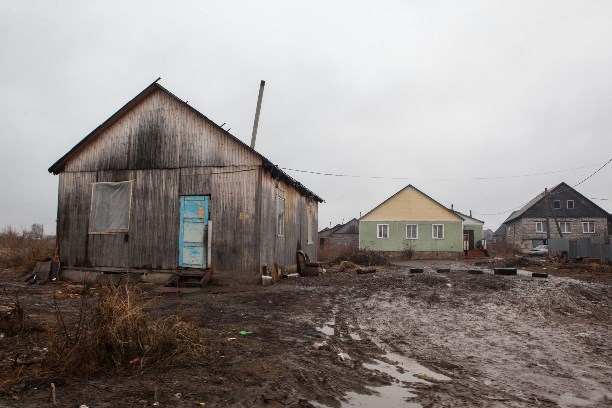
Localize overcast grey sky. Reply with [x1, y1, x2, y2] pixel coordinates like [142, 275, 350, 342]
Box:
[1, 0, 611, 235]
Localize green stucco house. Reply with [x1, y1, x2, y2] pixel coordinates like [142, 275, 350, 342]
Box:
[359, 185, 483, 258]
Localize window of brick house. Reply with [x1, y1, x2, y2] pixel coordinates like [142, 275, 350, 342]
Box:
[567, 200, 575, 209]
[559, 221, 571, 234]
[535, 221, 548, 233]
[582, 221, 595, 233]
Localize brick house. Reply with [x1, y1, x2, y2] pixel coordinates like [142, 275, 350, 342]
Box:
[503, 182, 611, 252]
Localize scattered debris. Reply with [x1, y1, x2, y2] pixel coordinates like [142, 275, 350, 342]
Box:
[239, 331, 253, 335]
[312, 341, 327, 350]
[410, 268, 424, 274]
[356, 268, 376, 274]
[339, 261, 358, 272]
[338, 352, 350, 362]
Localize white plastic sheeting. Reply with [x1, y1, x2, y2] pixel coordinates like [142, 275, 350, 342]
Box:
[89, 181, 133, 233]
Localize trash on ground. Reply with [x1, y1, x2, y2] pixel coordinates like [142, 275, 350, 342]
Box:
[356, 268, 376, 274]
[239, 330, 253, 335]
[338, 352, 351, 362]
[312, 341, 327, 350]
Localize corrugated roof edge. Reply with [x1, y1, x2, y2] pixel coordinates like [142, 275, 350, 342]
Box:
[48, 79, 323, 203]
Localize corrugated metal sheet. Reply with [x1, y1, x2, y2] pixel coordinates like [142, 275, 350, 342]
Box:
[549, 236, 612, 261]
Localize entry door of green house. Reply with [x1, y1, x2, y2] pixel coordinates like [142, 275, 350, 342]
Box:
[179, 196, 209, 268]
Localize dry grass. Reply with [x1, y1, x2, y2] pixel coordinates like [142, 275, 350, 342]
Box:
[45, 285, 208, 376]
[0, 225, 54, 273]
[333, 248, 389, 266]
[0, 284, 208, 392]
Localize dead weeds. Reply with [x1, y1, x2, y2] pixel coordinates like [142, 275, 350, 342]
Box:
[0, 284, 209, 394]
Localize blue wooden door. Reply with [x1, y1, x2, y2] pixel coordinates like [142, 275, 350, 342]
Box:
[179, 196, 209, 268]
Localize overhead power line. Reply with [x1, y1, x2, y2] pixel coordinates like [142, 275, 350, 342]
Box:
[572, 156, 612, 187]
[280, 161, 602, 181]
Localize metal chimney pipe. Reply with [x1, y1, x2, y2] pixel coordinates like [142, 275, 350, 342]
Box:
[250, 80, 265, 149]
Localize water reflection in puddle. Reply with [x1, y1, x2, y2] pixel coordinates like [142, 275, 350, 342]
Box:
[349, 332, 362, 340]
[312, 322, 450, 407]
[341, 384, 420, 407]
[316, 318, 336, 336]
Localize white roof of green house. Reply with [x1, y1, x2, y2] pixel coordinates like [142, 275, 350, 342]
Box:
[451, 210, 484, 226]
[360, 185, 463, 222]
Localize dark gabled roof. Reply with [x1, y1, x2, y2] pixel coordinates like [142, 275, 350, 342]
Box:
[360, 184, 462, 221]
[48, 79, 323, 203]
[503, 182, 609, 223]
[494, 224, 507, 236]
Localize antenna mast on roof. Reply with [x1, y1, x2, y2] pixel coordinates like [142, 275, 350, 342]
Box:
[250, 80, 266, 149]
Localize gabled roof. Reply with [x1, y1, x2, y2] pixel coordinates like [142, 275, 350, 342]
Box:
[494, 224, 507, 236]
[503, 182, 609, 223]
[48, 79, 323, 203]
[360, 184, 462, 222]
[451, 210, 484, 224]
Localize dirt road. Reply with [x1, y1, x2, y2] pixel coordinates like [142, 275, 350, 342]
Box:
[1, 261, 611, 407]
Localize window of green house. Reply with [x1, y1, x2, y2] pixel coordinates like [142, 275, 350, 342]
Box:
[432, 224, 444, 239]
[377, 224, 389, 239]
[406, 224, 418, 239]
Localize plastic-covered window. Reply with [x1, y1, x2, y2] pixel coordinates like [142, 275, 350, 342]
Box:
[89, 181, 133, 234]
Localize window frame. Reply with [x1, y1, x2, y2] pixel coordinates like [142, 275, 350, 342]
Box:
[582, 221, 595, 234]
[535, 221, 548, 233]
[432, 224, 444, 240]
[377, 224, 389, 239]
[552, 200, 561, 209]
[406, 224, 418, 240]
[88, 180, 133, 234]
[567, 200, 575, 209]
[558, 221, 572, 234]
[307, 205, 314, 244]
[276, 196, 285, 237]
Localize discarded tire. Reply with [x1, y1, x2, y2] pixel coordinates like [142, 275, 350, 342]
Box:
[468, 269, 483, 274]
[410, 268, 424, 274]
[436, 268, 451, 273]
[494, 268, 517, 276]
[532, 272, 548, 278]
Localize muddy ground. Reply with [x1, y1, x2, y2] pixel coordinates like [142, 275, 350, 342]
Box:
[1, 259, 611, 407]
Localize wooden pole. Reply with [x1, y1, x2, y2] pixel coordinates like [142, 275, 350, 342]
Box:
[250, 80, 266, 149]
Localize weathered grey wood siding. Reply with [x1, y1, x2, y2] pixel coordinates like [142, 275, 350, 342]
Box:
[63, 89, 260, 173]
[56, 86, 318, 283]
[258, 171, 318, 270]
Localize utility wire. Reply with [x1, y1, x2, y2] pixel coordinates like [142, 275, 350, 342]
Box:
[280, 162, 601, 181]
[572, 156, 612, 187]
[473, 156, 612, 217]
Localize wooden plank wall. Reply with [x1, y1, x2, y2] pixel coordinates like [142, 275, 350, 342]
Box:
[63, 90, 260, 173]
[57, 88, 317, 282]
[258, 171, 318, 270]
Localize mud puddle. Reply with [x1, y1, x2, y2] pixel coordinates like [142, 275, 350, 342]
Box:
[313, 317, 450, 407]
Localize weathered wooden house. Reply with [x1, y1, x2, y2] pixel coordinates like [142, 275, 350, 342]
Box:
[48, 81, 323, 284]
[502, 182, 611, 251]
